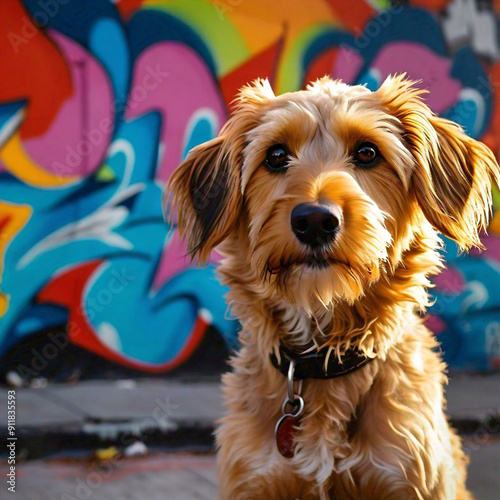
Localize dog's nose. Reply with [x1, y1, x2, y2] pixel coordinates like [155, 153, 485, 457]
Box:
[291, 203, 341, 248]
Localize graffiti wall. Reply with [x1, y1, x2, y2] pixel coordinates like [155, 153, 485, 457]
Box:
[0, 0, 499, 376]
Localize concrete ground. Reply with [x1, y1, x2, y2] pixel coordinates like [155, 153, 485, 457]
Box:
[0, 374, 499, 499]
[0, 441, 499, 500]
[0, 452, 218, 500]
[465, 436, 500, 500]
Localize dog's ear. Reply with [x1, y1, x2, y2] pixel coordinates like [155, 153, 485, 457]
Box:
[378, 74, 500, 250]
[167, 78, 274, 262]
[167, 135, 236, 262]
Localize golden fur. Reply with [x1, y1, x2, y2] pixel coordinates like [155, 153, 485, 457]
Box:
[167, 75, 500, 500]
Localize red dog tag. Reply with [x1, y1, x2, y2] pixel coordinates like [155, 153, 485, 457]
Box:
[275, 414, 301, 458]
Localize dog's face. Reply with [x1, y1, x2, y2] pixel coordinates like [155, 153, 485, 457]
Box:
[168, 76, 499, 312]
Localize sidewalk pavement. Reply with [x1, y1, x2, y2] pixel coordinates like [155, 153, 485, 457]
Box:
[1, 441, 499, 500]
[0, 374, 499, 499]
[1, 374, 499, 451]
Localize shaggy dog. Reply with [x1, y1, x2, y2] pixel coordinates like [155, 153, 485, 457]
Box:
[167, 75, 500, 500]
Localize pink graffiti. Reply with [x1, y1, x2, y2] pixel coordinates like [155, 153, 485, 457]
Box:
[433, 267, 465, 294]
[124, 41, 227, 182]
[370, 42, 461, 113]
[331, 48, 364, 84]
[153, 230, 191, 290]
[23, 30, 114, 177]
[425, 313, 448, 334]
[470, 234, 500, 262]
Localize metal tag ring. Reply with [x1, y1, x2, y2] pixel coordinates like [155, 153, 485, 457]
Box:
[287, 359, 303, 401]
[282, 395, 304, 417]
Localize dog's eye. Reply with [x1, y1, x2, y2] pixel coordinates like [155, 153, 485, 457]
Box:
[353, 142, 380, 167]
[264, 145, 290, 172]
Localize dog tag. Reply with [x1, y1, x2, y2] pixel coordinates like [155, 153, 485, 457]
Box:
[275, 414, 301, 458]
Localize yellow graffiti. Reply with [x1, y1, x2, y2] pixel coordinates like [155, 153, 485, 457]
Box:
[0, 293, 8, 318]
[489, 212, 500, 235]
[0, 202, 32, 317]
[0, 132, 79, 188]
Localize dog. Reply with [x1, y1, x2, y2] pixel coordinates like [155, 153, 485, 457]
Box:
[167, 75, 500, 500]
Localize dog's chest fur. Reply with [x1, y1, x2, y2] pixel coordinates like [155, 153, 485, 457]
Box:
[218, 250, 451, 497]
[221, 324, 451, 499]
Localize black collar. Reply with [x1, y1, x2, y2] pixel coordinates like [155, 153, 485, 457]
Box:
[270, 344, 375, 380]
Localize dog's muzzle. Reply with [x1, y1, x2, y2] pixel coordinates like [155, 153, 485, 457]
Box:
[290, 203, 341, 248]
